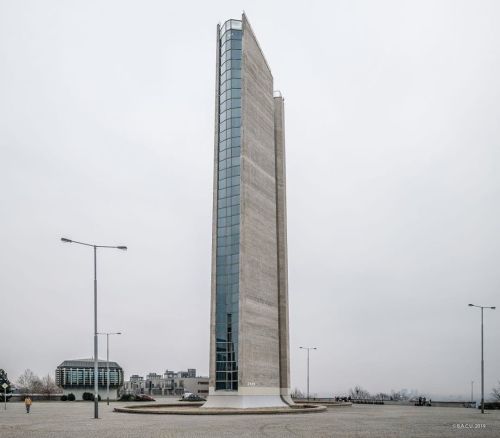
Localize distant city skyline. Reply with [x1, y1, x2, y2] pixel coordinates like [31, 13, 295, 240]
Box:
[1, 0, 499, 401]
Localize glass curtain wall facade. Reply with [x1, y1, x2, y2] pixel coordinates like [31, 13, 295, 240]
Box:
[56, 368, 122, 386]
[215, 19, 242, 391]
[55, 362, 124, 388]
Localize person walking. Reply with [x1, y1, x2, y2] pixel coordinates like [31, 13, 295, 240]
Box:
[24, 396, 32, 413]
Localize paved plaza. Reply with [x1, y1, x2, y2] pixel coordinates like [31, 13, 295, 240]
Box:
[1, 401, 499, 437]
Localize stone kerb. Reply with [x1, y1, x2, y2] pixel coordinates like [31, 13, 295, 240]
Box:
[114, 403, 326, 415]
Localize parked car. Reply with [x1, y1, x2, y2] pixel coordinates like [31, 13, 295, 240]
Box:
[181, 393, 206, 402]
[135, 394, 155, 401]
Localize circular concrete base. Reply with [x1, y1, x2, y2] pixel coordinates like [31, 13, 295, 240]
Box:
[324, 402, 352, 407]
[114, 402, 326, 415]
[304, 401, 353, 407]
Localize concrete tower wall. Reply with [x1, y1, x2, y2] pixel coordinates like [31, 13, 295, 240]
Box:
[205, 15, 290, 409]
[239, 14, 281, 396]
[274, 95, 291, 401]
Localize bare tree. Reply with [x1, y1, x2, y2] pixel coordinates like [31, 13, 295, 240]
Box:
[349, 385, 371, 399]
[16, 369, 43, 395]
[40, 374, 59, 400]
[491, 382, 500, 401]
[290, 387, 305, 399]
[391, 389, 415, 401]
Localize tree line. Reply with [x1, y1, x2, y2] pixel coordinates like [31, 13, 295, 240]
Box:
[291, 383, 500, 402]
[14, 369, 60, 399]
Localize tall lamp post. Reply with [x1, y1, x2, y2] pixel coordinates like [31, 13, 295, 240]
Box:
[468, 303, 496, 414]
[98, 332, 122, 405]
[2, 383, 7, 410]
[299, 346, 317, 401]
[61, 237, 127, 419]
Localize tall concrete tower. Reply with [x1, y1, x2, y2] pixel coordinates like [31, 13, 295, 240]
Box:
[204, 14, 291, 409]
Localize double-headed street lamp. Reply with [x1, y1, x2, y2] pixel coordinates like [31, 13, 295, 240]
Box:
[468, 303, 496, 414]
[299, 346, 317, 401]
[97, 332, 122, 405]
[61, 237, 127, 419]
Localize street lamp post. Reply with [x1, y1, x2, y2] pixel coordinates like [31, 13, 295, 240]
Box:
[2, 383, 7, 410]
[299, 346, 317, 401]
[61, 237, 127, 419]
[468, 303, 496, 414]
[471, 381, 474, 404]
[97, 332, 122, 405]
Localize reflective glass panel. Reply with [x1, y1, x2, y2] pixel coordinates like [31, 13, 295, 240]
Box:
[215, 21, 242, 391]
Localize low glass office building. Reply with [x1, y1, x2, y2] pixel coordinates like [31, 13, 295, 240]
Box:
[55, 359, 124, 400]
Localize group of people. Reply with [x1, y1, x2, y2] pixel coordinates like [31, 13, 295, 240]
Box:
[416, 396, 431, 406]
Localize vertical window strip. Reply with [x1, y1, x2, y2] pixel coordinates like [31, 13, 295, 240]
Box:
[215, 26, 242, 391]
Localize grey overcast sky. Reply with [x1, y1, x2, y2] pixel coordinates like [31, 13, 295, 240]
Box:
[1, 0, 499, 399]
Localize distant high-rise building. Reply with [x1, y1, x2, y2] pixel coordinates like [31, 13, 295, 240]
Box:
[205, 14, 291, 409]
